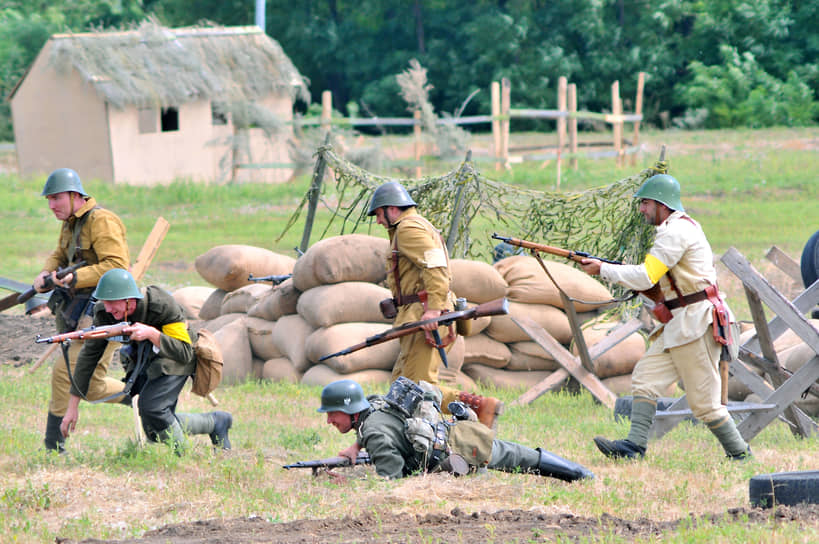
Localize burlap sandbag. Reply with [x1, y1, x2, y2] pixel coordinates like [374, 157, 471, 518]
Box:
[212, 317, 252, 385]
[195, 245, 296, 292]
[292, 234, 390, 292]
[300, 364, 392, 388]
[251, 357, 265, 380]
[305, 322, 399, 373]
[439, 334, 465, 373]
[506, 341, 560, 371]
[781, 343, 819, 415]
[450, 259, 508, 304]
[462, 363, 554, 390]
[202, 312, 245, 333]
[245, 316, 281, 361]
[262, 357, 301, 384]
[247, 278, 300, 321]
[739, 319, 819, 354]
[221, 283, 271, 315]
[485, 301, 572, 344]
[601, 374, 633, 396]
[172, 286, 216, 320]
[570, 319, 647, 378]
[297, 282, 392, 328]
[463, 334, 511, 369]
[494, 255, 613, 312]
[199, 289, 228, 320]
[271, 314, 315, 373]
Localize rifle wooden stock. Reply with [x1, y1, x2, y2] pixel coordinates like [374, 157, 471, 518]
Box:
[35, 322, 131, 344]
[492, 233, 665, 304]
[284, 453, 372, 475]
[319, 297, 510, 362]
[0, 260, 87, 313]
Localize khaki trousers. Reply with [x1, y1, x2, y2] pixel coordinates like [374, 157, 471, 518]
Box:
[631, 328, 728, 424]
[48, 340, 124, 416]
[392, 329, 460, 410]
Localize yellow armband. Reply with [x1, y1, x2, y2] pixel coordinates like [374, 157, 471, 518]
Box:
[644, 254, 669, 284]
[161, 322, 191, 344]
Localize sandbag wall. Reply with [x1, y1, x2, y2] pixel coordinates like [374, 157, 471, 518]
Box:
[174, 236, 648, 392]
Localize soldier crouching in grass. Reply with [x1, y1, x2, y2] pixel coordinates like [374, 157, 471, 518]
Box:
[317, 378, 594, 482]
[60, 268, 233, 454]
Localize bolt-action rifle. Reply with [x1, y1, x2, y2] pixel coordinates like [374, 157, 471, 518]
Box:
[490, 233, 664, 304]
[283, 453, 372, 476]
[35, 321, 131, 344]
[247, 273, 292, 285]
[319, 297, 509, 362]
[0, 260, 87, 313]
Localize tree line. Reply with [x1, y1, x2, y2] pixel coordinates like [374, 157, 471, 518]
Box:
[1, 0, 817, 142]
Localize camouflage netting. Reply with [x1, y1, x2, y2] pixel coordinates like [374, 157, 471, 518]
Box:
[281, 144, 667, 308]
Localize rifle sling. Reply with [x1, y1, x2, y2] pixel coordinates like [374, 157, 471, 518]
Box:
[62, 337, 149, 405]
[532, 252, 634, 306]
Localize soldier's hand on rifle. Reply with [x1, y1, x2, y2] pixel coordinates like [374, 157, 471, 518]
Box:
[579, 258, 602, 276]
[421, 309, 443, 331]
[123, 323, 161, 346]
[51, 271, 74, 289]
[338, 443, 362, 465]
[33, 271, 52, 292]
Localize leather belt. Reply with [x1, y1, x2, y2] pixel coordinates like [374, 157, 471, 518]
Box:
[396, 293, 423, 306]
[664, 289, 709, 310]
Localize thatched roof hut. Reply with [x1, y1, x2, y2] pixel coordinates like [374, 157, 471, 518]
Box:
[10, 19, 309, 185]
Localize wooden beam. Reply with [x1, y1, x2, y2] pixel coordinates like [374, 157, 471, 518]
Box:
[130, 217, 170, 282]
[765, 246, 802, 284]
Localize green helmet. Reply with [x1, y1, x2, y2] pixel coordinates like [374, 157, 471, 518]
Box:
[93, 269, 143, 301]
[317, 379, 371, 414]
[42, 168, 87, 197]
[634, 174, 684, 212]
[366, 182, 417, 216]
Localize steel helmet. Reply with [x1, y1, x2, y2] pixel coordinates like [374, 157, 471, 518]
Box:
[42, 168, 87, 197]
[634, 174, 684, 212]
[93, 269, 143, 301]
[317, 379, 371, 414]
[366, 182, 417, 216]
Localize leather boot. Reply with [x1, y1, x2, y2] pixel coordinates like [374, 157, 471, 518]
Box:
[593, 437, 646, 459]
[536, 448, 595, 481]
[44, 412, 66, 454]
[209, 411, 233, 450]
[457, 392, 504, 429]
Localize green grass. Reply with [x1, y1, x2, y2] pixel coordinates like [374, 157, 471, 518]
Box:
[1, 126, 818, 541]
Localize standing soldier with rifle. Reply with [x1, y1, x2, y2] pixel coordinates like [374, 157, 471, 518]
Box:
[59, 269, 233, 453]
[367, 181, 504, 429]
[34, 168, 131, 453]
[578, 174, 750, 461]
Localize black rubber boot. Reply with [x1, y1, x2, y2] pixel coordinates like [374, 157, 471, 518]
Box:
[593, 437, 646, 459]
[44, 412, 66, 454]
[209, 411, 233, 450]
[536, 448, 595, 481]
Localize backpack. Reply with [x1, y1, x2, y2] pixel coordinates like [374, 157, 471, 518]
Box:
[191, 328, 223, 397]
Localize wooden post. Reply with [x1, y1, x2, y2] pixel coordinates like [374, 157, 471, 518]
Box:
[568, 83, 578, 170]
[413, 109, 423, 178]
[321, 90, 332, 133]
[611, 80, 623, 167]
[556, 76, 567, 190]
[501, 78, 511, 169]
[491, 81, 501, 171]
[631, 71, 645, 166]
[300, 133, 330, 254]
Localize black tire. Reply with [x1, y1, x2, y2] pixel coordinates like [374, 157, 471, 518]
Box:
[749, 471, 819, 508]
[800, 229, 819, 289]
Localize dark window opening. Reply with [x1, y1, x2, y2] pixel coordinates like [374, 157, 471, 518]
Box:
[161, 107, 179, 132]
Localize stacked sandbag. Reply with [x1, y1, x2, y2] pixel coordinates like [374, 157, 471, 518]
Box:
[291, 234, 389, 292]
[172, 286, 216, 319]
[195, 244, 296, 292]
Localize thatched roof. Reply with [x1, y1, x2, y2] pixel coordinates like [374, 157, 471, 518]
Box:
[47, 19, 309, 110]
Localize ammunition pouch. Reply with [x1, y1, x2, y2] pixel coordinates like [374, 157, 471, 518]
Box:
[48, 288, 94, 332]
[651, 302, 673, 324]
[379, 298, 398, 320]
[384, 376, 424, 417]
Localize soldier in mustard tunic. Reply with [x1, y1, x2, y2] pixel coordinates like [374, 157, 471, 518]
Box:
[33, 168, 131, 453]
[60, 269, 233, 453]
[367, 182, 503, 428]
[580, 174, 750, 460]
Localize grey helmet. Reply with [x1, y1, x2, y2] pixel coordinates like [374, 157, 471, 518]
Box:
[317, 379, 371, 414]
[42, 168, 87, 197]
[634, 174, 684, 212]
[93, 269, 143, 301]
[366, 182, 417, 216]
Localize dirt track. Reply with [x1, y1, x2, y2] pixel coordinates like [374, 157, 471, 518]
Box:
[60, 505, 819, 543]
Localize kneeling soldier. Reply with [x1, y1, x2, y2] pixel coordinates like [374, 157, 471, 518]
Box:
[60, 269, 233, 453]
